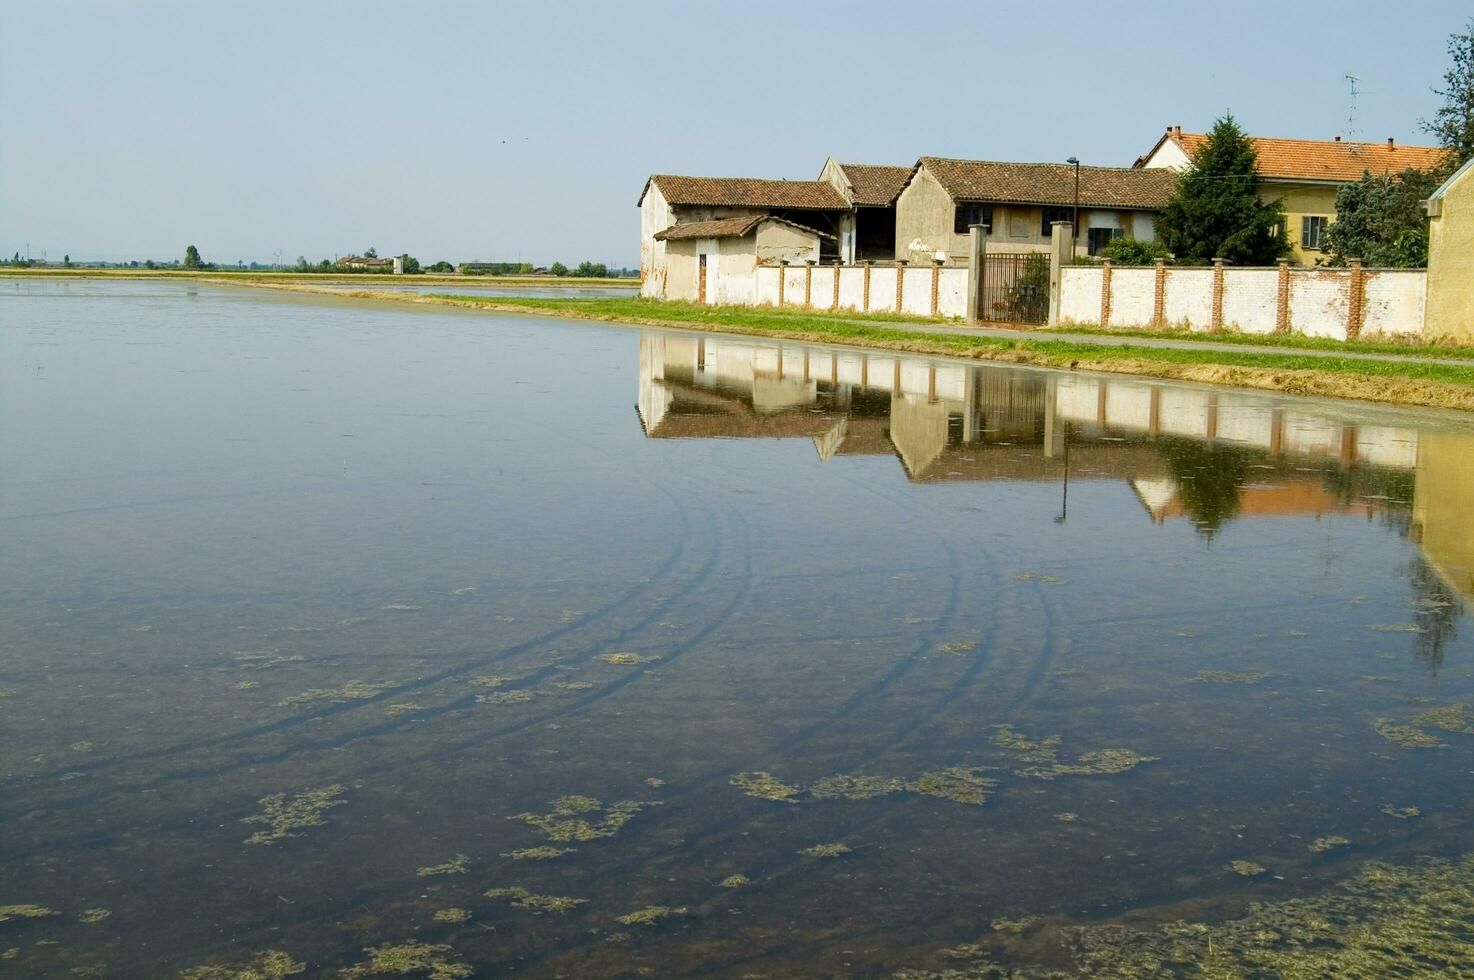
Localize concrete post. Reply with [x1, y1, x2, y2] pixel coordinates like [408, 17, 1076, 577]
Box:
[966, 223, 988, 324]
[778, 260, 788, 307]
[1046, 221, 1073, 326]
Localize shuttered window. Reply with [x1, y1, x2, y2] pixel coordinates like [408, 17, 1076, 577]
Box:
[954, 205, 993, 235]
[1301, 216, 1328, 250]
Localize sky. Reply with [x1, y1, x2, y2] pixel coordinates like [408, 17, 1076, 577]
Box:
[2, 1, 1469, 267]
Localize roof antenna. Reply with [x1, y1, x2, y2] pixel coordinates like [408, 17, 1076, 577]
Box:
[1344, 73, 1360, 144]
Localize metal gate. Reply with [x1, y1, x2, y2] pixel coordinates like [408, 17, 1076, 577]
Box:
[979, 251, 1050, 324]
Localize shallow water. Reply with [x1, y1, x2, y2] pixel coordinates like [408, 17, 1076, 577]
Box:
[4, 278, 1474, 977]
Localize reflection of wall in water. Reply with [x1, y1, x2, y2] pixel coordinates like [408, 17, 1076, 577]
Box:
[1413, 431, 1474, 598]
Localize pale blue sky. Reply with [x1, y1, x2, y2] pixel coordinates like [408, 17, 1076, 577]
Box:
[2, 1, 1467, 266]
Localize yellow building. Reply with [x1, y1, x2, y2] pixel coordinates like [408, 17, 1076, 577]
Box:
[1425, 156, 1474, 340]
[1137, 126, 1447, 266]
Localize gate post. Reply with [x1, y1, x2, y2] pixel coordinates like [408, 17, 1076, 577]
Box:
[1047, 221, 1074, 326]
[966, 223, 987, 324]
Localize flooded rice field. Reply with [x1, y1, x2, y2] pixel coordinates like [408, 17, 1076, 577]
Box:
[5, 278, 1474, 977]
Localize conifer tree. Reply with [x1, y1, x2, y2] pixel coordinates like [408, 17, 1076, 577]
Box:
[1156, 115, 1288, 265]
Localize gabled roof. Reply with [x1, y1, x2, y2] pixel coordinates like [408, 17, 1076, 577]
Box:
[652, 215, 835, 242]
[1140, 129, 1449, 182]
[1429, 154, 1474, 203]
[836, 163, 915, 206]
[640, 174, 849, 210]
[919, 157, 1176, 210]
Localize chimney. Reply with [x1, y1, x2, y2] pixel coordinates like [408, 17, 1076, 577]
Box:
[1172, 124, 1182, 140]
[1387, 137, 1395, 149]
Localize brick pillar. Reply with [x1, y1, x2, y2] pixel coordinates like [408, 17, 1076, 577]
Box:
[863, 261, 872, 312]
[896, 260, 908, 313]
[1210, 257, 1226, 331]
[1099, 260, 1113, 328]
[1275, 258, 1291, 334]
[931, 258, 943, 317]
[1346, 258, 1365, 340]
[804, 260, 814, 307]
[778, 260, 788, 307]
[1152, 259, 1167, 327]
[832, 259, 841, 309]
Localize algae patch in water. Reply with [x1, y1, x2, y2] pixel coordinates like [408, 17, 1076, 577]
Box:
[615, 905, 688, 926]
[241, 784, 347, 845]
[937, 641, 977, 654]
[554, 680, 594, 691]
[808, 774, 904, 801]
[468, 675, 509, 689]
[339, 941, 471, 979]
[905, 768, 997, 806]
[596, 653, 659, 665]
[1013, 571, 1067, 584]
[989, 725, 1061, 762]
[1413, 702, 1474, 735]
[1230, 860, 1267, 876]
[1382, 804, 1421, 820]
[731, 771, 802, 804]
[1191, 670, 1268, 684]
[0, 905, 56, 922]
[1309, 835, 1352, 853]
[503, 846, 575, 861]
[1373, 718, 1446, 749]
[178, 950, 305, 979]
[512, 795, 654, 842]
[798, 842, 852, 858]
[416, 855, 469, 877]
[719, 875, 751, 889]
[485, 886, 588, 914]
[77, 908, 110, 924]
[432, 908, 469, 923]
[991, 916, 1041, 934]
[475, 690, 533, 705]
[1016, 748, 1159, 781]
[279, 681, 393, 706]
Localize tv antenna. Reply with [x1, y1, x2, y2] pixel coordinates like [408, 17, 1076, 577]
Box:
[1344, 73, 1360, 143]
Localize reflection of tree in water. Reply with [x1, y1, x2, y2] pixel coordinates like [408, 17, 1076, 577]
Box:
[1406, 556, 1463, 673]
[1155, 437, 1254, 538]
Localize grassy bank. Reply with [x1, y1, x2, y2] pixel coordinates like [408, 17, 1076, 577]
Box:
[1033, 323, 1474, 361]
[0, 267, 637, 289]
[217, 283, 1474, 413]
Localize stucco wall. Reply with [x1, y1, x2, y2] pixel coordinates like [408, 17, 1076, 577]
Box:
[750, 264, 967, 316]
[1426, 164, 1474, 340]
[1362, 271, 1426, 336]
[1108, 268, 1155, 324]
[640, 183, 673, 298]
[1163, 268, 1214, 326]
[1273, 181, 1340, 266]
[894, 167, 958, 262]
[755, 222, 821, 264]
[1218, 269, 1278, 333]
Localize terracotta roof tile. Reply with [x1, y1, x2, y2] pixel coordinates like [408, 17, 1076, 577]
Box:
[644, 175, 848, 210]
[920, 158, 1175, 210]
[653, 215, 835, 242]
[839, 163, 915, 206]
[1172, 133, 1448, 182]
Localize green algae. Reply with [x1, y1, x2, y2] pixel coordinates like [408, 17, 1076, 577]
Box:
[1191, 670, 1268, 684]
[798, 842, 852, 858]
[808, 774, 904, 800]
[1013, 571, 1067, 584]
[512, 795, 654, 842]
[339, 941, 471, 979]
[485, 886, 587, 914]
[385, 703, 423, 715]
[0, 905, 56, 923]
[644, 777, 665, 788]
[615, 905, 687, 926]
[991, 916, 1041, 934]
[1056, 812, 1079, 822]
[1368, 623, 1426, 632]
[432, 908, 469, 923]
[1309, 835, 1352, 853]
[278, 681, 392, 706]
[77, 908, 110, 924]
[989, 725, 1061, 761]
[1413, 702, 1474, 735]
[937, 641, 977, 654]
[241, 784, 347, 845]
[415, 855, 468, 877]
[719, 875, 751, 889]
[468, 675, 508, 688]
[179, 950, 305, 979]
[905, 767, 997, 806]
[475, 690, 533, 705]
[1373, 718, 1446, 749]
[1231, 860, 1267, 876]
[596, 652, 659, 665]
[1016, 748, 1159, 781]
[555, 680, 594, 691]
[1382, 804, 1421, 820]
[502, 846, 575, 861]
[731, 771, 802, 804]
[234, 651, 305, 670]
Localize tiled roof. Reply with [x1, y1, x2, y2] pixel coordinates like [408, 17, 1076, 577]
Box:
[653, 215, 835, 242]
[920, 157, 1176, 210]
[839, 163, 915, 206]
[643, 174, 849, 210]
[1170, 132, 1448, 182]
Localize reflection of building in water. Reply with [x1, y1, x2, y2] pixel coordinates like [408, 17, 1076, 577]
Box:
[637, 332, 1473, 595]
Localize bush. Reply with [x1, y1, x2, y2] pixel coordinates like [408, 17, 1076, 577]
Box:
[1098, 237, 1172, 265]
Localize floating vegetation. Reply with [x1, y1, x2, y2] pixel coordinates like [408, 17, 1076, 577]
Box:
[0, 905, 56, 923]
[1382, 804, 1421, 820]
[615, 905, 687, 926]
[1, 949, 14, 959]
[340, 941, 471, 979]
[449, 586, 477, 595]
[385, 703, 423, 716]
[70, 740, 94, 752]
[1013, 571, 1066, 584]
[1015, 747, 1159, 781]
[234, 652, 305, 671]
[937, 641, 977, 654]
[278, 681, 393, 706]
[241, 784, 347, 845]
[596, 652, 659, 665]
[905, 767, 997, 806]
[645, 777, 665, 788]
[432, 908, 469, 923]
[1368, 623, 1425, 633]
[378, 604, 424, 612]
[179, 950, 305, 979]
[475, 690, 533, 705]
[484, 886, 588, 914]
[1373, 718, 1446, 749]
[416, 855, 469, 877]
[1191, 670, 1268, 684]
[468, 675, 508, 689]
[990, 725, 1061, 762]
[512, 795, 654, 842]
[731, 771, 802, 804]
[719, 875, 751, 889]
[77, 908, 110, 924]
[0, 688, 15, 698]
[991, 916, 1041, 934]
[1056, 812, 1079, 822]
[809, 774, 904, 801]
[1413, 703, 1474, 735]
[236, 681, 260, 690]
[1231, 860, 1267, 876]
[554, 680, 594, 692]
[1309, 835, 1352, 853]
[798, 842, 852, 858]
[503, 846, 574, 861]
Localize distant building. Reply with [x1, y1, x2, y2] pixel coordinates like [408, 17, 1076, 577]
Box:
[335, 255, 395, 270]
[1425, 155, 1474, 339]
[1136, 125, 1448, 265]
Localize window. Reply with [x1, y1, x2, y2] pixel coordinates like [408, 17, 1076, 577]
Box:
[1301, 215, 1329, 250]
[1087, 227, 1124, 255]
[954, 204, 992, 235]
[1041, 207, 1071, 238]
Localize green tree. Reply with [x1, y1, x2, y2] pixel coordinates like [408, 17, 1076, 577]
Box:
[1155, 114, 1288, 265]
[1424, 18, 1474, 171]
[183, 245, 203, 269]
[363, 246, 377, 258]
[144, 259, 156, 269]
[1097, 237, 1172, 265]
[63, 253, 71, 266]
[1325, 168, 1440, 268]
[572, 260, 608, 278]
[397, 253, 421, 274]
[549, 261, 569, 276]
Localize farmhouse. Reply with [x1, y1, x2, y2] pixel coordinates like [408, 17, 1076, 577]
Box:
[1425, 155, 1474, 339]
[651, 215, 835, 304]
[335, 254, 394, 270]
[1136, 125, 1447, 265]
[817, 159, 914, 262]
